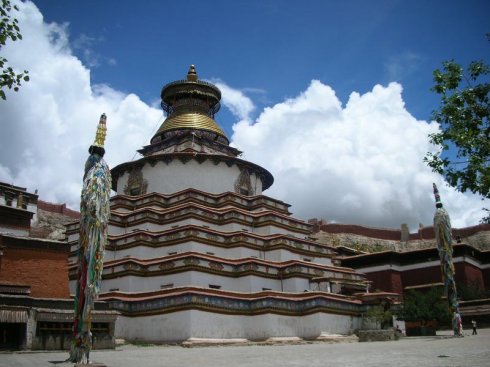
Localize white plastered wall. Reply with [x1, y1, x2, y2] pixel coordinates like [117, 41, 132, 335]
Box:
[116, 160, 263, 196]
[103, 242, 331, 265]
[115, 310, 361, 342]
[115, 311, 192, 343]
[104, 241, 261, 261]
[100, 273, 296, 293]
[107, 219, 309, 238]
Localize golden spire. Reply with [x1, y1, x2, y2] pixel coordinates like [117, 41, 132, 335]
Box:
[187, 64, 198, 82]
[152, 65, 228, 144]
[93, 113, 107, 148]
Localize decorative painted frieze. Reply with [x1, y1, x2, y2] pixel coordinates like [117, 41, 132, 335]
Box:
[68, 253, 364, 289]
[183, 257, 200, 266]
[102, 289, 362, 317]
[67, 225, 336, 267]
[158, 262, 175, 270]
[108, 189, 291, 216]
[104, 204, 311, 234]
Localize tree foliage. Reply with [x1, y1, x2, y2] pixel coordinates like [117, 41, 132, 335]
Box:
[364, 304, 392, 329]
[0, 0, 29, 100]
[397, 288, 451, 324]
[425, 51, 490, 217]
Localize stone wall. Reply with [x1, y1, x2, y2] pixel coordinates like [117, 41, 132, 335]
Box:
[31, 204, 79, 241]
[309, 220, 490, 253]
[36, 201, 80, 219]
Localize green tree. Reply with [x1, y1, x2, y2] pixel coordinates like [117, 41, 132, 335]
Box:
[0, 0, 29, 100]
[425, 47, 489, 221]
[364, 304, 392, 329]
[397, 288, 451, 325]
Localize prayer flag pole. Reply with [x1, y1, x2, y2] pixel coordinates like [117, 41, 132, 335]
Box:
[433, 183, 462, 337]
[69, 114, 112, 363]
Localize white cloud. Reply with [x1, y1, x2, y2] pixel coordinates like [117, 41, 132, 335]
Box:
[213, 81, 255, 121]
[1, 1, 486, 231]
[72, 33, 116, 68]
[384, 52, 423, 81]
[229, 81, 489, 229]
[0, 1, 161, 209]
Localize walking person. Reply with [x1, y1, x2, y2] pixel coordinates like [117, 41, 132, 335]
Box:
[472, 320, 477, 335]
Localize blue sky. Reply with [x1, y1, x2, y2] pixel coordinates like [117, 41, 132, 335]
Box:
[34, 0, 489, 136]
[1, 0, 489, 229]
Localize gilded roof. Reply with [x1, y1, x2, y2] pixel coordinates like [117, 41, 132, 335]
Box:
[155, 112, 226, 137]
[153, 65, 228, 142]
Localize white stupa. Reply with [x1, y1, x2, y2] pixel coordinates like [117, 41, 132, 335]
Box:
[67, 66, 368, 343]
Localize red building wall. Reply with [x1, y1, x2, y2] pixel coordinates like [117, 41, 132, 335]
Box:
[365, 270, 403, 294]
[37, 200, 80, 219]
[0, 247, 70, 299]
[363, 263, 486, 295]
[455, 262, 485, 289]
[311, 220, 490, 242]
[401, 266, 442, 289]
[483, 269, 490, 290]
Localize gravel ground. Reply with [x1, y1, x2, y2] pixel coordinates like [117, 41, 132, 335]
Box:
[1, 328, 488, 367]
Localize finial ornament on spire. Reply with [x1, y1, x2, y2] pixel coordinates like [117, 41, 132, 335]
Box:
[187, 64, 198, 81]
[89, 114, 107, 156]
[93, 113, 107, 148]
[433, 182, 443, 208]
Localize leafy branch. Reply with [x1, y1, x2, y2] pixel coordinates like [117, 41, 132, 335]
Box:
[425, 46, 490, 222]
[0, 0, 29, 100]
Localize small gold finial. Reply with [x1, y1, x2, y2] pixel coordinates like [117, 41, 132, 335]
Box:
[93, 113, 107, 148]
[187, 64, 198, 82]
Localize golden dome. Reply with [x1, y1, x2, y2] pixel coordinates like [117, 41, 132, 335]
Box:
[152, 65, 228, 144]
[154, 112, 226, 137]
